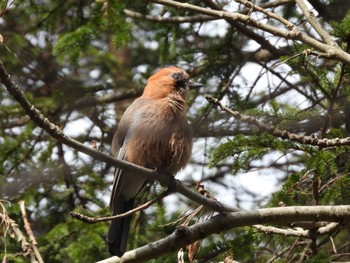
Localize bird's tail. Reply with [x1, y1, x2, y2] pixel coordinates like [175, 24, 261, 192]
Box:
[107, 198, 135, 257]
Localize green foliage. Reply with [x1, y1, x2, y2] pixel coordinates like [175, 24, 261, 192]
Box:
[53, 0, 130, 64]
[227, 228, 260, 261]
[269, 172, 305, 206]
[53, 25, 95, 63]
[331, 10, 350, 40]
[322, 174, 350, 205]
[305, 150, 337, 175]
[40, 217, 109, 262]
[210, 133, 298, 173]
[305, 252, 331, 263]
[281, 2, 297, 19]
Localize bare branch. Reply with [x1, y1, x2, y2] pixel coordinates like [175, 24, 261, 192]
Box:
[149, 0, 299, 37]
[18, 200, 44, 263]
[235, 0, 296, 30]
[252, 221, 339, 238]
[125, 0, 294, 24]
[71, 189, 171, 223]
[124, 9, 215, 23]
[148, 0, 350, 64]
[295, 0, 337, 46]
[97, 205, 350, 263]
[252, 224, 310, 237]
[237, 0, 295, 15]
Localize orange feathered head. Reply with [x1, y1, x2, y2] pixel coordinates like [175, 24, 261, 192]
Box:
[142, 67, 201, 99]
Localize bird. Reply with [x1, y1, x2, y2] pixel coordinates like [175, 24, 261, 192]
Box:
[107, 66, 202, 257]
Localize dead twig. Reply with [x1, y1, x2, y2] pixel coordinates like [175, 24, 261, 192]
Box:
[71, 189, 171, 223]
[18, 200, 44, 263]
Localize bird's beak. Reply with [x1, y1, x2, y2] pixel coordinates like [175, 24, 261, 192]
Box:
[188, 81, 202, 89]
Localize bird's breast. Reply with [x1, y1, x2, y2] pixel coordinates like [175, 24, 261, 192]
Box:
[124, 105, 192, 174]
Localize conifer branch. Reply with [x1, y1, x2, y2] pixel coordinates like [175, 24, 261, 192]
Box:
[205, 94, 350, 148]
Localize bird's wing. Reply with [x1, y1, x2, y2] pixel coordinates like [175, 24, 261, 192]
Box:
[109, 99, 145, 210]
[109, 145, 127, 210]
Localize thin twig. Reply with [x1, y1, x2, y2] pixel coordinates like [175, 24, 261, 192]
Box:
[253, 225, 309, 237]
[252, 221, 339, 238]
[124, 9, 215, 23]
[318, 222, 339, 234]
[18, 200, 44, 263]
[0, 0, 10, 17]
[239, 0, 295, 15]
[71, 189, 171, 223]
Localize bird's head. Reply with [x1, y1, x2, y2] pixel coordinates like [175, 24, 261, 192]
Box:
[143, 66, 202, 100]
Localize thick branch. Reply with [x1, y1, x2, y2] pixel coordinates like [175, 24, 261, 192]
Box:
[148, 0, 350, 64]
[295, 0, 336, 46]
[97, 205, 350, 263]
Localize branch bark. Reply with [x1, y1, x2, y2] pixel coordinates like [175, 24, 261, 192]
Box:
[295, 0, 337, 46]
[148, 0, 350, 64]
[124, 9, 215, 23]
[18, 200, 44, 263]
[97, 205, 350, 263]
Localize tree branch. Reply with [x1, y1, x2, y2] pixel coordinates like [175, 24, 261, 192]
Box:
[252, 221, 339, 238]
[205, 94, 350, 147]
[148, 0, 350, 64]
[71, 189, 171, 223]
[295, 0, 337, 46]
[18, 200, 44, 263]
[235, 0, 296, 30]
[97, 205, 350, 263]
[0, 201, 31, 259]
[124, 9, 215, 23]
[201, 0, 285, 59]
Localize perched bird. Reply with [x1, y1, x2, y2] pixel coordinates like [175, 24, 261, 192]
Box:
[107, 66, 201, 256]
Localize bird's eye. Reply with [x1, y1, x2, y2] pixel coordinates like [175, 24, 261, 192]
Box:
[171, 71, 189, 89]
[171, 72, 180, 79]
